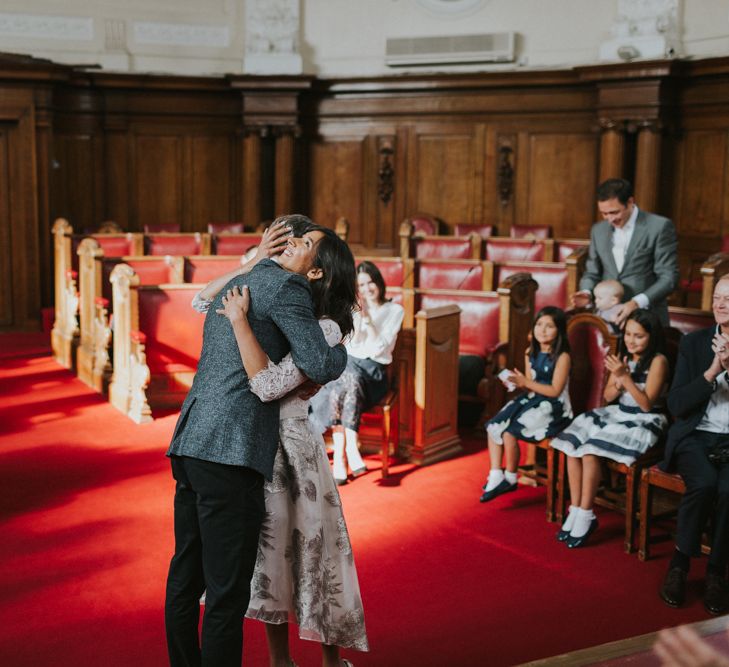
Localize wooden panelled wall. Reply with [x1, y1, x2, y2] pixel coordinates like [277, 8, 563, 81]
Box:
[2, 54, 729, 330]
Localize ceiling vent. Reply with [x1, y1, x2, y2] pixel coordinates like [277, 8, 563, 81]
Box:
[385, 32, 515, 67]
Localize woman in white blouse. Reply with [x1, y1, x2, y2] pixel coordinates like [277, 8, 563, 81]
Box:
[315, 261, 405, 485]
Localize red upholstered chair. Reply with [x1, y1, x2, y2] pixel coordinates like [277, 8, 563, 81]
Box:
[207, 222, 246, 235]
[510, 224, 552, 240]
[212, 233, 264, 256]
[555, 238, 590, 262]
[452, 224, 494, 239]
[413, 236, 482, 260]
[145, 232, 210, 256]
[416, 260, 487, 291]
[495, 262, 569, 311]
[668, 306, 714, 335]
[356, 256, 413, 288]
[484, 238, 550, 263]
[405, 213, 443, 237]
[184, 256, 243, 283]
[143, 223, 181, 233]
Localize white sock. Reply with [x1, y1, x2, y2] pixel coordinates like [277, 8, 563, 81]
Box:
[570, 508, 596, 538]
[344, 428, 366, 471]
[504, 470, 518, 485]
[332, 431, 347, 480]
[485, 468, 505, 492]
[560, 505, 578, 533]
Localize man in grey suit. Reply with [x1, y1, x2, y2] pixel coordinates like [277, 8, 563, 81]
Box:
[571, 178, 679, 326]
[164, 215, 347, 667]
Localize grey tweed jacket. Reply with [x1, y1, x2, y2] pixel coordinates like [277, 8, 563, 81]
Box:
[579, 209, 679, 325]
[167, 259, 347, 480]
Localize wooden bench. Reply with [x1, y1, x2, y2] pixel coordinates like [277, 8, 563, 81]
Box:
[108, 264, 204, 422]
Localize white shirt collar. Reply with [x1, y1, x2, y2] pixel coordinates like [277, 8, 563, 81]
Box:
[617, 204, 639, 235]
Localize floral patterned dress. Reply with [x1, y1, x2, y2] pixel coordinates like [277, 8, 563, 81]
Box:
[486, 351, 573, 444]
[244, 319, 369, 652]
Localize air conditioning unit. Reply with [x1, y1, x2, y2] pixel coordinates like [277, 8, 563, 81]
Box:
[385, 32, 516, 67]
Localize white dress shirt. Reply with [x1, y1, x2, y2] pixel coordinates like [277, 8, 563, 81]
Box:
[346, 300, 404, 365]
[697, 326, 729, 433]
[610, 205, 650, 309]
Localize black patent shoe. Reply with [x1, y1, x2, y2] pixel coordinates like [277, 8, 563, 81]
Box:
[556, 527, 571, 542]
[659, 566, 687, 608]
[479, 479, 517, 503]
[703, 573, 729, 615]
[566, 518, 599, 548]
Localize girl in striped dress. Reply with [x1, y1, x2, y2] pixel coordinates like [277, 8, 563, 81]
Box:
[550, 308, 669, 548]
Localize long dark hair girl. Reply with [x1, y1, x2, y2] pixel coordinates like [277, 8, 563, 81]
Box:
[529, 306, 570, 360]
[356, 260, 388, 304]
[618, 308, 665, 375]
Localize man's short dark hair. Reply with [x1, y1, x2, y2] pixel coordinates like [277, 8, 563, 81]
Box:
[596, 178, 634, 205]
[272, 214, 315, 237]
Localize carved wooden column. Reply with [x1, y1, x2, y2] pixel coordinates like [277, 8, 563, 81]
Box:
[243, 130, 263, 225]
[274, 128, 296, 216]
[634, 120, 662, 212]
[599, 118, 625, 181]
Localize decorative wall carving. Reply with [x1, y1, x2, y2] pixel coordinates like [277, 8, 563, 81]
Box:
[599, 0, 683, 61]
[0, 13, 93, 41]
[132, 21, 229, 47]
[244, 0, 302, 74]
[497, 143, 514, 207]
[378, 140, 395, 205]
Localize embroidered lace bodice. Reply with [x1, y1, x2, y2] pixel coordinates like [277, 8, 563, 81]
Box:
[192, 290, 341, 419]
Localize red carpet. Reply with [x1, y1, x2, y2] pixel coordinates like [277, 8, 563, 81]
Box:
[0, 333, 713, 666]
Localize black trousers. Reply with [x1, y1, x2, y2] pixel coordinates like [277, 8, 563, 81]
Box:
[165, 455, 264, 667]
[675, 430, 729, 569]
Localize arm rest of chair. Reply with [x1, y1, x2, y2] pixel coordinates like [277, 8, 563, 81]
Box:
[378, 388, 398, 410]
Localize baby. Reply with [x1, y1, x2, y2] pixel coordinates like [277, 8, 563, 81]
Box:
[593, 279, 624, 331]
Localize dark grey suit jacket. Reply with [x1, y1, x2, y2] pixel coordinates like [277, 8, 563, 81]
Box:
[661, 326, 717, 471]
[579, 209, 679, 325]
[167, 259, 347, 480]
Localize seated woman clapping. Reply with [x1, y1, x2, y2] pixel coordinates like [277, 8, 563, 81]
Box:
[550, 308, 670, 548]
[311, 261, 405, 485]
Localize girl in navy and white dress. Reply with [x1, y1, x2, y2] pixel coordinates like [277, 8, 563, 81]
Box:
[480, 306, 572, 503]
[550, 308, 669, 548]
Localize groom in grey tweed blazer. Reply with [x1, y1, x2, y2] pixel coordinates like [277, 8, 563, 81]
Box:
[164, 216, 347, 667]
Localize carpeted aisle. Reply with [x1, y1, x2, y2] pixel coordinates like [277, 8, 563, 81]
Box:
[0, 334, 712, 666]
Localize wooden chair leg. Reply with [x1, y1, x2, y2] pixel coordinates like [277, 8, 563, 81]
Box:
[556, 451, 568, 523]
[624, 467, 638, 554]
[638, 469, 652, 561]
[381, 406, 391, 479]
[546, 444, 556, 522]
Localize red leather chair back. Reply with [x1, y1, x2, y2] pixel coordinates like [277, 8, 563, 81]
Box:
[185, 256, 241, 283]
[71, 234, 139, 271]
[146, 233, 204, 256]
[212, 234, 264, 255]
[409, 214, 441, 236]
[363, 258, 406, 286]
[137, 286, 204, 374]
[144, 223, 180, 233]
[101, 258, 179, 303]
[668, 307, 714, 335]
[418, 291, 500, 358]
[566, 315, 617, 415]
[415, 237, 477, 259]
[555, 238, 590, 262]
[484, 238, 546, 262]
[496, 263, 568, 311]
[453, 224, 494, 239]
[207, 222, 246, 235]
[417, 261, 484, 290]
[510, 224, 552, 239]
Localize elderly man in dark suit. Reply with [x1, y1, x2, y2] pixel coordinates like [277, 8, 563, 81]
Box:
[658, 275, 729, 616]
[571, 178, 679, 327]
[164, 215, 347, 667]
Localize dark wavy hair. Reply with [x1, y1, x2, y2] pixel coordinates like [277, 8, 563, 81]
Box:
[273, 213, 315, 237]
[596, 178, 634, 205]
[309, 226, 356, 338]
[356, 261, 388, 305]
[619, 308, 665, 376]
[529, 306, 570, 360]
